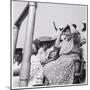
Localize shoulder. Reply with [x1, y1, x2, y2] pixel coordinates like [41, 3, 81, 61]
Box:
[72, 31, 80, 38]
[31, 55, 37, 61]
[71, 32, 80, 42]
[38, 48, 44, 54]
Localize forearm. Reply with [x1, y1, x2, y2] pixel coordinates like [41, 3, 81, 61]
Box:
[80, 38, 86, 47]
[55, 29, 63, 47]
[55, 35, 61, 47]
[45, 59, 54, 64]
[43, 57, 57, 65]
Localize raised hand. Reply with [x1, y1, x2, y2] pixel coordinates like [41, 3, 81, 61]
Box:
[53, 21, 58, 31]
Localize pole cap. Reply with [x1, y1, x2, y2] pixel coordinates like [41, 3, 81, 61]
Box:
[28, 2, 37, 8]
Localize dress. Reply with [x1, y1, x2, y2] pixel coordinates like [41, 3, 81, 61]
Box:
[43, 32, 81, 85]
[28, 54, 43, 87]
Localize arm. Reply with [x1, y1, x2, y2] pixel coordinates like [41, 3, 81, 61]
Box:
[80, 38, 86, 47]
[41, 58, 56, 66]
[45, 58, 55, 64]
[55, 31, 63, 47]
[41, 53, 58, 66]
[53, 21, 58, 31]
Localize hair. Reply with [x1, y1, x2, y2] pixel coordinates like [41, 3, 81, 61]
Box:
[32, 41, 39, 51]
[32, 41, 40, 55]
[72, 24, 77, 29]
[63, 25, 71, 32]
[14, 48, 23, 64]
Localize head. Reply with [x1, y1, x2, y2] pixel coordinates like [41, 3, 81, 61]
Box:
[14, 49, 23, 64]
[42, 44, 48, 51]
[32, 42, 38, 55]
[61, 25, 71, 41]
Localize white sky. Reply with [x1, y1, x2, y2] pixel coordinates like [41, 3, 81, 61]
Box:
[12, 1, 87, 48]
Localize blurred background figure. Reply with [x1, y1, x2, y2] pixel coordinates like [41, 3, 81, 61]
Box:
[13, 48, 23, 87]
[28, 42, 43, 87]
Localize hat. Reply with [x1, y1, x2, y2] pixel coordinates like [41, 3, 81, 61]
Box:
[72, 24, 77, 29]
[70, 24, 79, 34]
[62, 24, 70, 32]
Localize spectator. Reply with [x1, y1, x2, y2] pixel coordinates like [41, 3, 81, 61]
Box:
[43, 25, 81, 85]
[28, 42, 43, 87]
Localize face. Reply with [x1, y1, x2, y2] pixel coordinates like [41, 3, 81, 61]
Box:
[61, 31, 67, 41]
[32, 44, 37, 55]
[43, 44, 47, 51]
[64, 29, 71, 40]
[65, 29, 71, 35]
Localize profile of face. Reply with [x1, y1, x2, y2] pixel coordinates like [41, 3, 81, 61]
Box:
[32, 44, 37, 55]
[61, 30, 70, 41]
[43, 44, 47, 51]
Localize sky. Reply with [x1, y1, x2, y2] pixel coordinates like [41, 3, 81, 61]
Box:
[12, 1, 87, 48]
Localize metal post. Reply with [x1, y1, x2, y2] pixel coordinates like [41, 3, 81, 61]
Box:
[19, 2, 37, 87]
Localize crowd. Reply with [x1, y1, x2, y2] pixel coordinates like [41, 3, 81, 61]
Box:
[13, 23, 87, 87]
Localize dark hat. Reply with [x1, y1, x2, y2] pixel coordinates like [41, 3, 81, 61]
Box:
[72, 24, 77, 29]
[62, 24, 70, 32]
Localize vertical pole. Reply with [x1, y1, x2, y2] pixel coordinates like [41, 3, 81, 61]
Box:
[19, 2, 37, 87]
[13, 25, 19, 59]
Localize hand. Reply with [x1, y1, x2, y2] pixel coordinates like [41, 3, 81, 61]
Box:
[41, 61, 46, 66]
[53, 21, 57, 31]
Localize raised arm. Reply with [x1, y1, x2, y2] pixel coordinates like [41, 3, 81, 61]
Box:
[55, 30, 63, 47]
[53, 21, 58, 31]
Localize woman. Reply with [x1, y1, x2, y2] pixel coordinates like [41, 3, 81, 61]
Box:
[28, 42, 44, 87]
[43, 25, 81, 85]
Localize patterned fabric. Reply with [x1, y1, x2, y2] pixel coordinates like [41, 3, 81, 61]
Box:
[28, 55, 43, 87]
[43, 32, 81, 85]
[59, 39, 74, 55]
[43, 54, 80, 85]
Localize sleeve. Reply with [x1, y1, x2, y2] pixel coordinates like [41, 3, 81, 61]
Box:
[72, 32, 81, 45]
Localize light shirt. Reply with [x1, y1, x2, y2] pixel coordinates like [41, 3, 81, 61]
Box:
[28, 54, 43, 87]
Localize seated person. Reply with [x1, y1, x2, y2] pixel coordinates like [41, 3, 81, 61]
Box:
[41, 46, 60, 66]
[28, 42, 43, 87]
[43, 25, 81, 85]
